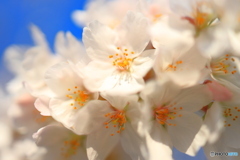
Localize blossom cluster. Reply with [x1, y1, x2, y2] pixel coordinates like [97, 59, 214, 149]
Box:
[1, 0, 240, 160]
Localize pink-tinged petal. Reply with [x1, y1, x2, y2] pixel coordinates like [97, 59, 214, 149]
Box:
[117, 11, 150, 55]
[172, 84, 212, 112]
[186, 102, 224, 156]
[34, 96, 51, 116]
[147, 122, 173, 160]
[87, 127, 120, 160]
[168, 111, 202, 153]
[72, 100, 112, 135]
[205, 80, 233, 101]
[121, 123, 146, 160]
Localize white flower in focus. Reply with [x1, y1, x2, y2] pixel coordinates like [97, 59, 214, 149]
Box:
[140, 80, 212, 154]
[83, 11, 154, 95]
[38, 62, 98, 128]
[72, 0, 138, 29]
[33, 124, 87, 160]
[72, 94, 145, 160]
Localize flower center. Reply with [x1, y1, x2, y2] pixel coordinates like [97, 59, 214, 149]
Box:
[166, 60, 183, 71]
[109, 47, 134, 72]
[223, 107, 240, 127]
[154, 104, 183, 126]
[66, 86, 90, 110]
[211, 54, 237, 75]
[61, 135, 82, 158]
[104, 109, 126, 136]
[149, 5, 162, 22]
[183, 2, 216, 33]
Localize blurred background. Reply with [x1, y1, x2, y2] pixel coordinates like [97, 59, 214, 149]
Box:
[0, 0, 86, 89]
[0, 0, 206, 159]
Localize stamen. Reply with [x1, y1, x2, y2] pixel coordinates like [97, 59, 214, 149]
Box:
[223, 107, 240, 127]
[61, 136, 81, 158]
[104, 110, 126, 136]
[110, 47, 134, 72]
[166, 60, 183, 71]
[154, 105, 182, 126]
[65, 87, 90, 109]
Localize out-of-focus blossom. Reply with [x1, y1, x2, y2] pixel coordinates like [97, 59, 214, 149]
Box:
[33, 124, 88, 160]
[72, 0, 139, 28]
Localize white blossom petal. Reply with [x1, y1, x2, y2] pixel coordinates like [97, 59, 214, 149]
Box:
[168, 111, 202, 153]
[34, 96, 51, 116]
[87, 127, 120, 160]
[72, 100, 111, 135]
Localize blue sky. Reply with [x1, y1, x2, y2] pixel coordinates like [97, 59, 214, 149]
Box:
[0, 0, 86, 86]
[0, 0, 206, 159]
